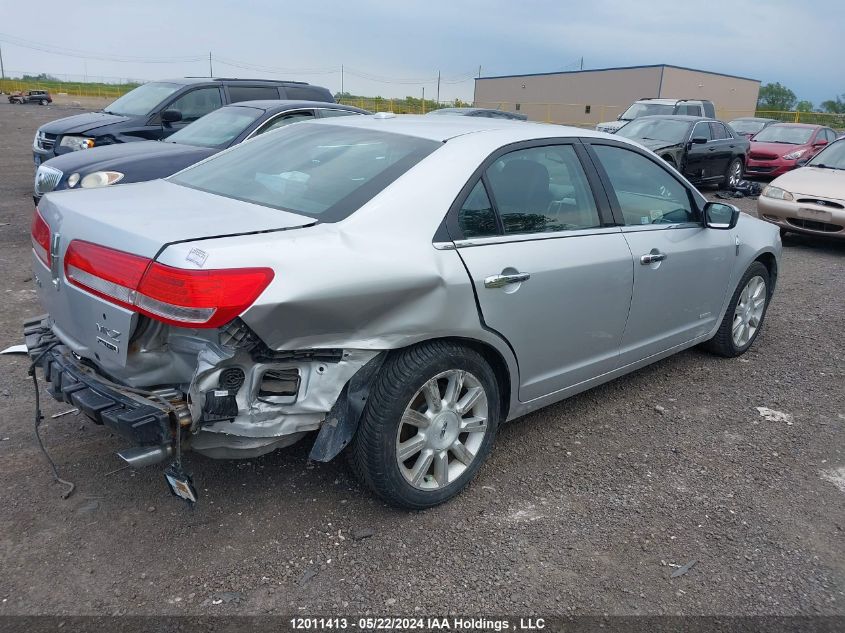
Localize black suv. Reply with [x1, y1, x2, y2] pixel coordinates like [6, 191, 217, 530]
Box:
[32, 78, 333, 164]
[9, 90, 53, 105]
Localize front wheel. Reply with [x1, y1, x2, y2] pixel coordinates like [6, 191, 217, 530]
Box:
[725, 158, 743, 189]
[704, 262, 770, 357]
[349, 341, 500, 509]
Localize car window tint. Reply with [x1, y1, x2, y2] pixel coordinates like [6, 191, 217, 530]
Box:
[691, 122, 712, 141]
[255, 111, 315, 135]
[169, 124, 440, 221]
[678, 104, 699, 115]
[168, 87, 223, 122]
[593, 145, 695, 226]
[485, 145, 600, 235]
[458, 181, 499, 238]
[318, 109, 362, 118]
[228, 86, 280, 103]
[710, 122, 729, 140]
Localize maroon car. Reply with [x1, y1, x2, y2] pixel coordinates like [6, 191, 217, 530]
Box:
[745, 123, 837, 178]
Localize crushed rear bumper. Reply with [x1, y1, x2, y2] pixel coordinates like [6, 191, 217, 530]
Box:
[24, 315, 175, 446]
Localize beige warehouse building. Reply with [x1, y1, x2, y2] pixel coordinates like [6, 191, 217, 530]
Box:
[473, 64, 760, 126]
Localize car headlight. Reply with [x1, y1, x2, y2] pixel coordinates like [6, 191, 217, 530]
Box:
[67, 173, 80, 188]
[782, 149, 806, 160]
[761, 185, 794, 201]
[59, 136, 95, 151]
[80, 171, 124, 188]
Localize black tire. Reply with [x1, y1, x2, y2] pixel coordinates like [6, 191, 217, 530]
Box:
[724, 157, 743, 189]
[349, 341, 500, 510]
[39, 99, 48, 106]
[703, 262, 770, 358]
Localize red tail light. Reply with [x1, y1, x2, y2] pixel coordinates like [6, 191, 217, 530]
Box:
[31, 207, 51, 266]
[64, 240, 274, 329]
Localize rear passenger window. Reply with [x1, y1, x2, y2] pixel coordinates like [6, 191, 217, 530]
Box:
[485, 145, 600, 235]
[677, 104, 700, 115]
[710, 122, 729, 139]
[319, 109, 361, 118]
[284, 86, 325, 101]
[592, 145, 695, 226]
[228, 86, 280, 103]
[458, 181, 499, 238]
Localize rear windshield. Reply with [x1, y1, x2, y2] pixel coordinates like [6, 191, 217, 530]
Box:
[753, 126, 814, 144]
[104, 82, 182, 117]
[620, 103, 675, 120]
[166, 105, 263, 148]
[729, 119, 768, 134]
[169, 123, 440, 221]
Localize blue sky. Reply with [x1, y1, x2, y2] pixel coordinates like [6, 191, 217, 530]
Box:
[0, 0, 841, 106]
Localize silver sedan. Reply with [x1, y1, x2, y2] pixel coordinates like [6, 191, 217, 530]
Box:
[27, 114, 781, 509]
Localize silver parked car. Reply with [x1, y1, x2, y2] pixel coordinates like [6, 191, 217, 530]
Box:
[27, 115, 781, 509]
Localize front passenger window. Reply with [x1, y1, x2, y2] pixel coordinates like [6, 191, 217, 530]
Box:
[592, 145, 696, 226]
[167, 87, 223, 122]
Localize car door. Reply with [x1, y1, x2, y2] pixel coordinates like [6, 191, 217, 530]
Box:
[587, 141, 735, 365]
[448, 142, 634, 401]
[707, 121, 735, 178]
[683, 121, 712, 183]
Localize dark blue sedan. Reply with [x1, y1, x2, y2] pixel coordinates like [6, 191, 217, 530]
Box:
[33, 100, 370, 203]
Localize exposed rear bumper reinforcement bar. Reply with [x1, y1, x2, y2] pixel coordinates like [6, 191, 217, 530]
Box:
[24, 316, 176, 447]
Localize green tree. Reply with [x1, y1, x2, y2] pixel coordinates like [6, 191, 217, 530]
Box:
[821, 94, 845, 114]
[757, 82, 797, 111]
[795, 100, 814, 112]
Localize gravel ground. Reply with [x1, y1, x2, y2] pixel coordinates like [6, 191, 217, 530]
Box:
[0, 102, 842, 617]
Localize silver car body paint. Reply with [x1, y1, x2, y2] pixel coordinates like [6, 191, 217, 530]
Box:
[32, 115, 781, 459]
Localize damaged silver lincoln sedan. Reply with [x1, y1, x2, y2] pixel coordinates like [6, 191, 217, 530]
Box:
[26, 114, 781, 509]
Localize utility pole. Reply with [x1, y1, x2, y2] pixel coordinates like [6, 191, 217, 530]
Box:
[422, 87, 425, 114]
[478, 65, 481, 78]
[341, 64, 344, 95]
[209, 52, 213, 78]
[436, 70, 440, 105]
[580, 56, 584, 70]
[0, 45, 6, 82]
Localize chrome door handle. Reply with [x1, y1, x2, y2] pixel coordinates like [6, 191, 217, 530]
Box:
[640, 252, 667, 265]
[484, 272, 531, 288]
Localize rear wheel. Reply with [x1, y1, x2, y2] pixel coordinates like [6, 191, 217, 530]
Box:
[725, 158, 743, 188]
[349, 341, 499, 509]
[39, 99, 48, 106]
[704, 262, 770, 357]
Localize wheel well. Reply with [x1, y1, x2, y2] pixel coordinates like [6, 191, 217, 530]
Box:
[661, 155, 676, 166]
[755, 252, 778, 292]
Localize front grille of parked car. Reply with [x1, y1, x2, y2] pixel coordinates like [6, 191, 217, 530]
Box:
[796, 198, 845, 210]
[36, 132, 57, 151]
[749, 152, 777, 161]
[34, 165, 62, 196]
[786, 218, 843, 233]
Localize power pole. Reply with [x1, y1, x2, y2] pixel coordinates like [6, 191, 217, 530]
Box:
[0, 45, 5, 82]
[341, 64, 344, 95]
[422, 87, 425, 114]
[580, 56, 584, 70]
[436, 70, 440, 105]
[209, 52, 213, 78]
[478, 65, 481, 78]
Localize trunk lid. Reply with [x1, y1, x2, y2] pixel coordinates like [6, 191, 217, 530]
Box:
[34, 179, 315, 371]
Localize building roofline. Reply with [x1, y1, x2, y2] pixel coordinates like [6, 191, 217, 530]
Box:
[475, 64, 760, 84]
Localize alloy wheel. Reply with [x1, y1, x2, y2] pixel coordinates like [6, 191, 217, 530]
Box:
[728, 160, 743, 188]
[395, 369, 489, 490]
[732, 275, 766, 347]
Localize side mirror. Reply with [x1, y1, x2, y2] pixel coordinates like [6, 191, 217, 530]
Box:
[161, 109, 182, 124]
[690, 136, 708, 144]
[704, 201, 740, 230]
[814, 140, 828, 147]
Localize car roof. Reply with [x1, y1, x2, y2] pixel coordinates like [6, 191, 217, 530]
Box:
[633, 115, 709, 122]
[224, 100, 368, 114]
[767, 122, 823, 129]
[306, 113, 624, 143]
[158, 77, 310, 86]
